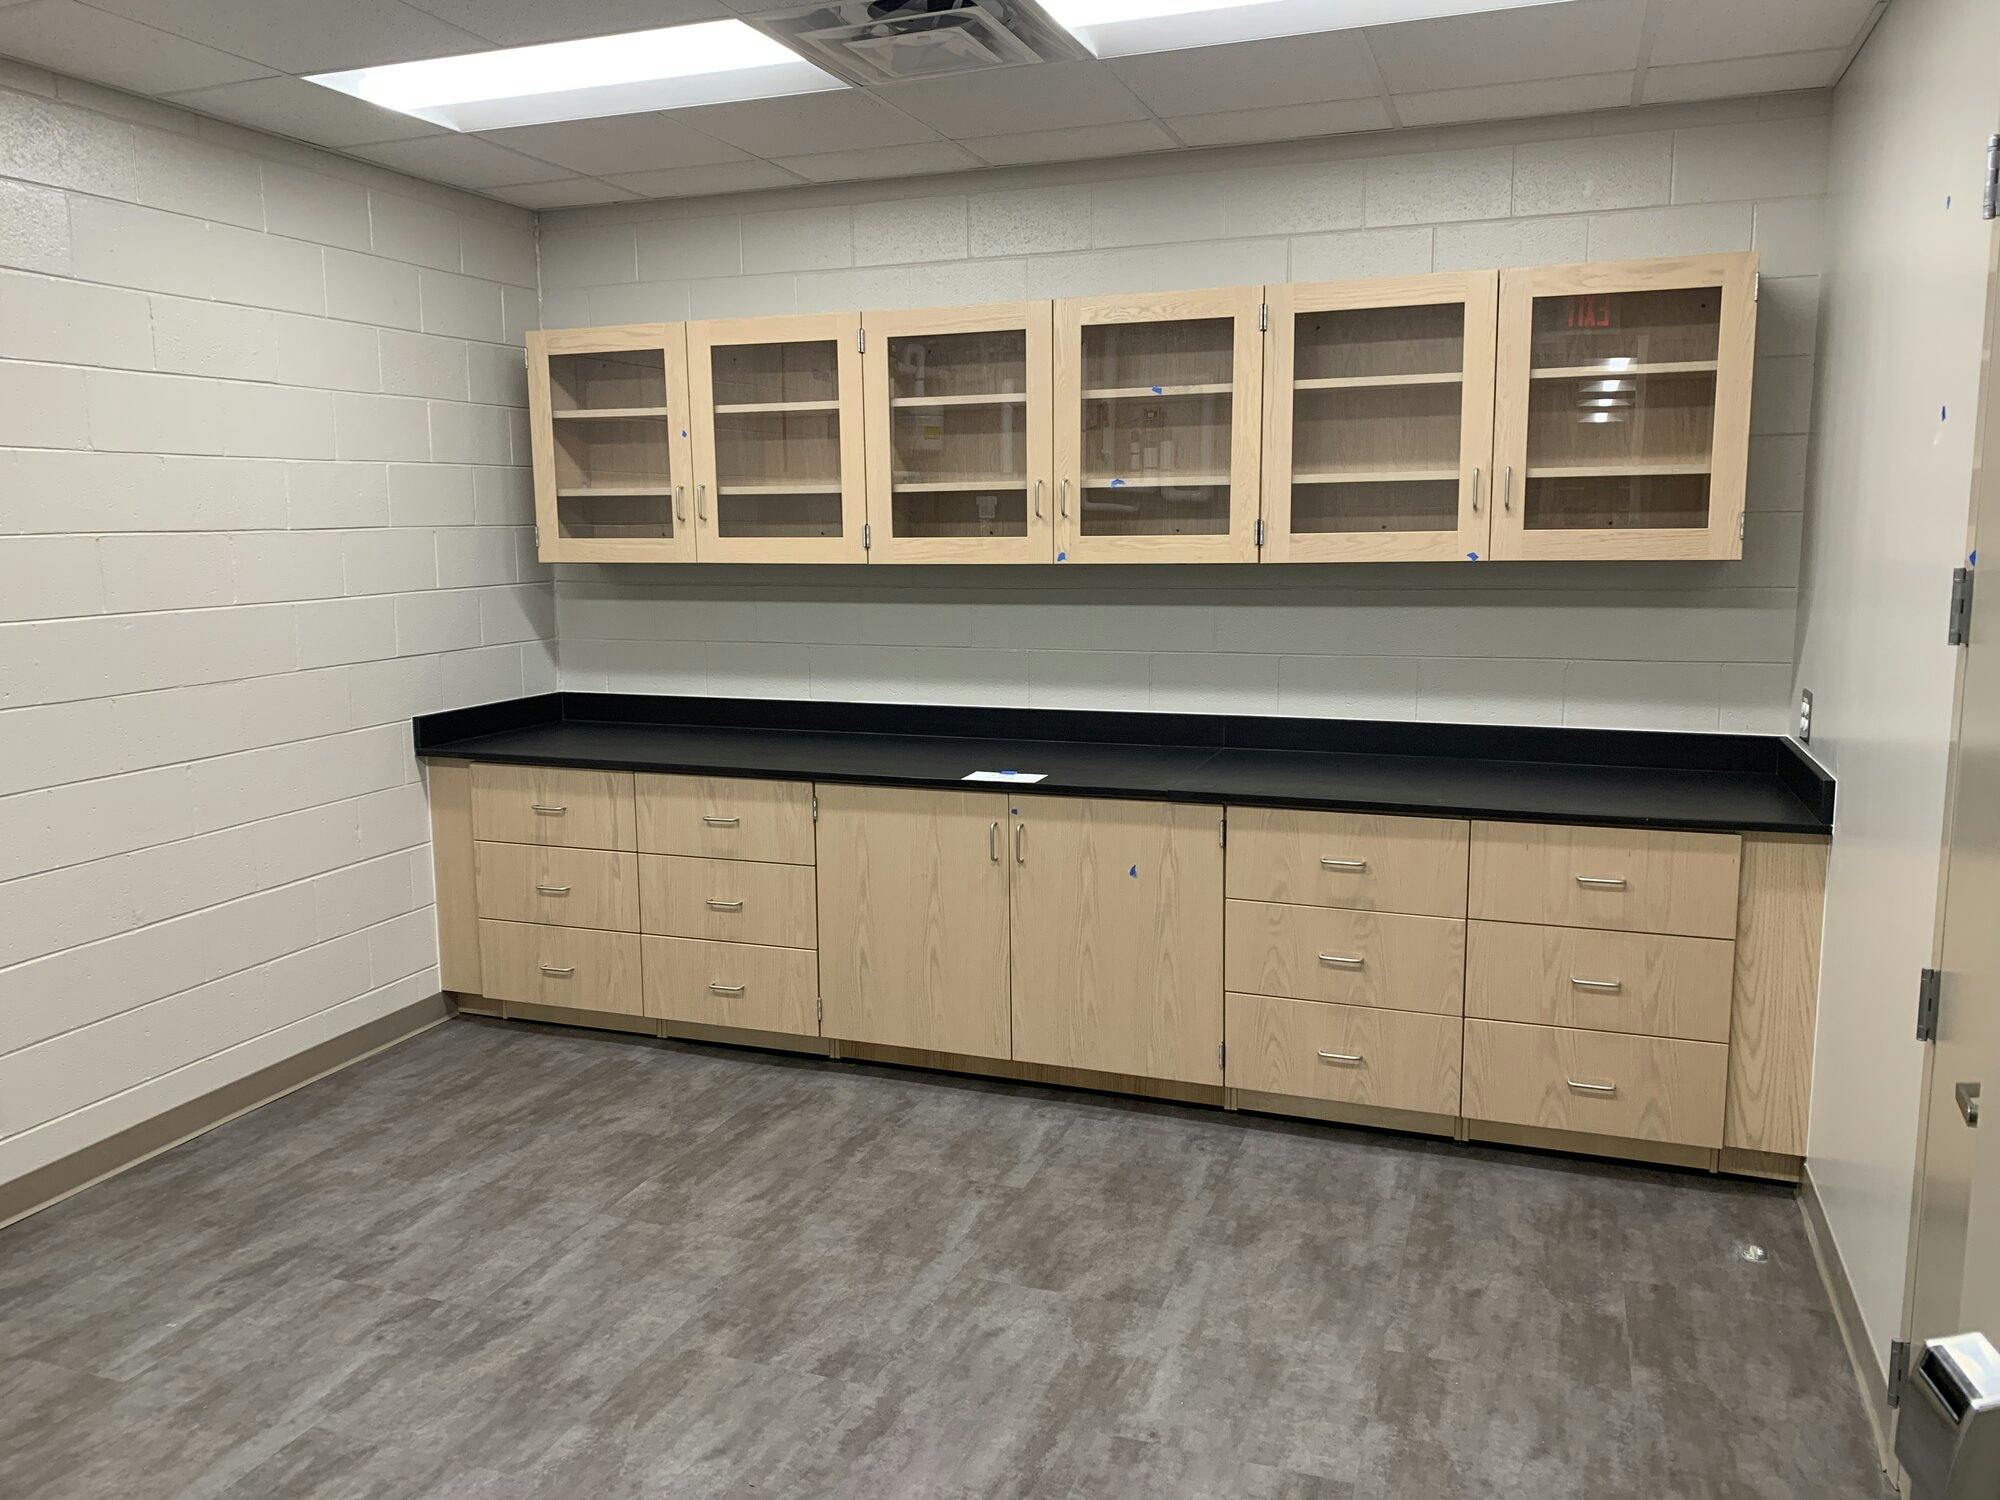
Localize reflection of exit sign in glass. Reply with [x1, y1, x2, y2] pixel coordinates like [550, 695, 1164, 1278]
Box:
[1567, 294, 1613, 329]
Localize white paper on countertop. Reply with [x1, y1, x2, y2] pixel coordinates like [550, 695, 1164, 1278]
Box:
[962, 770, 1048, 782]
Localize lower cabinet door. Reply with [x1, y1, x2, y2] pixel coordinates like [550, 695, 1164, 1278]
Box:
[643, 934, 819, 1035]
[1009, 796, 1224, 1084]
[477, 919, 644, 1016]
[815, 784, 1011, 1058]
[1225, 992, 1461, 1116]
[1462, 1017, 1727, 1148]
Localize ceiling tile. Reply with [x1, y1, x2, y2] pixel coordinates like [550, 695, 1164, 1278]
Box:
[873, 60, 1151, 138]
[1648, 0, 1877, 66]
[165, 74, 442, 148]
[1392, 71, 1636, 127]
[349, 134, 565, 190]
[604, 160, 805, 198]
[0, 0, 274, 95]
[1642, 50, 1848, 103]
[961, 120, 1177, 168]
[1107, 30, 1381, 116]
[774, 140, 981, 183]
[1365, 0, 1645, 93]
[79, 0, 489, 74]
[400, 0, 727, 47]
[672, 89, 935, 158]
[1165, 97, 1391, 149]
[487, 177, 641, 208]
[479, 113, 746, 176]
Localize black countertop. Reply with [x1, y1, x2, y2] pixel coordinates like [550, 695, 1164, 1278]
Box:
[414, 693, 1835, 836]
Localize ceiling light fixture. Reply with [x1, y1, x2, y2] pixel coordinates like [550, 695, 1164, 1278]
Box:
[306, 21, 845, 133]
[1038, 0, 1555, 59]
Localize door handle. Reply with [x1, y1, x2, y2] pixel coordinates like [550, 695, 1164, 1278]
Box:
[530, 803, 567, 815]
[535, 883, 571, 896]
[1503, 465, 1513, 513]
[702, 815, 740, 827]
[1014, 823, 1025, 864]
[1957, 1081, 1982, 1127]
[1567, 1078, 1617, 1096]
[697, 482, 708, 521]
[539, 964, 574, 977]
[705, 898, 744, 911]
[1034, 478, 1044, 520]
[1317, 1050, 1364, 1065]
[1320, 857, 1368, 871]
[1569, 976, 1622, 992]
[990, 820, 1000, 862]
[1060, 478, 1070, 520]
[674, 483, 685, 523]
[709, 982, 745, 996]
[1574, 875, 1627, 889]
[1317, 953, 1365, 969]
[1470, 465, 1481, 513]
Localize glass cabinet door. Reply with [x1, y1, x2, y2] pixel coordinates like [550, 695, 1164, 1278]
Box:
[1262, 272, 1497, 563]
[527, 324, 694, 563]
[688, 313, 866, 563]
[1054, 287, 1264, 563]
[862, 303, 1053, 564]
[1491, 253, 1757, 560]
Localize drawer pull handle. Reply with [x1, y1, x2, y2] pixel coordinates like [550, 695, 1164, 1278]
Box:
[535, 883, 571, 896]
[706, 898, 744, 911]
[1569, 976, 1621, 992]
[1320, 857, 1368, 871]
[1566, 1078, 1617, 1095]
[1318, 953, 1366, 969]
[1574, 875, 1627, 889]
[709, 982, 745, 996]
[703, 815, 741, 828]
[539, 964, 575, 977]
[990, 820, 1000, 862]
[1317, 1050, 1365, 1066]
[530, 803, 567, 815]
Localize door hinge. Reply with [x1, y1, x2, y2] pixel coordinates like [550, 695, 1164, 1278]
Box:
[1219, 814, 1226, 848]
[1888, 1339, 1912, 1407]
[816, 997, 824, 1028]
[1257, 302, 1268, 333]
[1917, 967, 1943, 1042]
[1752, 271, 1760, 303]
[1949, 566, 1974, 645]
[856, 326, 865, 353]
[811, 792, 819, 824]
[1254, 517, 1265, 549]
[1738, 513, 1745, 541]
[1218, 1041, 1226, 1071]
[1983, 132, 1998, 220]
[862, 521, 872, 551]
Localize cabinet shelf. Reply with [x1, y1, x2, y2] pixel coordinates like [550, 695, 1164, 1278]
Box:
[1083, 474, 1229, 489]
[889, 392, 1028, 409]
[1295, 373, 1462, 391]
[715, 482, 843, 495]
[552, 406, 670, 420]
[1525, 463, 1711, 479]
[1083, 383, 1233, 400]
[892, 478, 1028, 492]
[713, 399, 842, 415]
[556, 485, 676, 498]
[1530, 361, 1719, 380]
[1294, 469, 1458, 485]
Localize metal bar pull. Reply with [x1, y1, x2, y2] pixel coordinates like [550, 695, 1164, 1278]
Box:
[1470, 465, 1481, 513]
[1574, 875, 1627, 889]
[705, 898, 744, 911]
[1503, 465, 1513, 513]
[709, 982, 745, 996]
[1320, 857, 1368, 871]
[1567, 1078, 1617, 1095]
[989, 820, 1000, 862]
[1957, 1081, 1982, 1127]
[1318, 953, 1366, 969]
[1014, 823, 1026, 864]
[535, 883, 571, 896]
[1569, 976, 1621, 992]
[1060, 478, 1070, 519]
[697, 483, 707, 521]
[539, 964, 574, 977]
[1317, 1050, 1365, 1065]
[674, 484, 685, 523]
[1033, 478, 1044, 520]
[702, 814, 740, 827]
[530, 803, 567, 815]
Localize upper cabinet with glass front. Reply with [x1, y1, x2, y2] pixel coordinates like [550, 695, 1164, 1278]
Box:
[527, 325, 695, 563]
[1490, 253, 1757, 561]
[1053, 287, 1264, 563]
[861, 302, 1053, 564]
[688, 313, 867, 564]
[1262, 272, 1498, 563]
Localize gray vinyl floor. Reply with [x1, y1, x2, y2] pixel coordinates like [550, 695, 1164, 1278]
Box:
[0, 1016, 1892, 1500]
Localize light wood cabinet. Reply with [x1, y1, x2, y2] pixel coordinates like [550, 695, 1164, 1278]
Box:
[862, 302, 1054, 565]
[639, 853, 817, 949]
[469, 764, 637, 851]
[1490, 253, 1757, 561]
[1225, 900, 1466, 1015]
[1465, 920, 1733, 1041]
[477, 918, 645, 1017]
[1462, 1017, 1729, 1148]
[1468, 820, 1742, 938]
[1053, 286, 1265, 563]
[1227, 992, 1462, 1116]
[527, 325, 696, 564]
[635, 772, 816, 864]
[1008, 795, 1224, 1083]
[687, 312, 867, 563]
[474, 842, 639, 933]
[1262, 272, 1498, 563]
[1225, 804, 1469, 918]
[642, 934, 819, 1034]
[815, 784, 1011, 1058]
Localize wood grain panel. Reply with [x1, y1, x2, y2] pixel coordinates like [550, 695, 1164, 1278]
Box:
[1224, 899, 1466, 1015]
[640, 854, 817, 948]
[1724, 833, 1828, 1155]
[635, 773, 815, 863]
[1462, 1017, 1728, 1147]
[1466, 919, 1733, 1041]
[474, 842, 639, 933]
[642, 934, 819, 1036]
[1225, 805, 1469, 917]
[476, 919, 644, 1016]
[1467, 820, 1741, 937]
[1009, 796, 1224, 1085]
[425, 758, 480, 995]
[815, 783, 1011, 1059]
[470, 763, 636, 851]
[1225, 991, 1462, 1114]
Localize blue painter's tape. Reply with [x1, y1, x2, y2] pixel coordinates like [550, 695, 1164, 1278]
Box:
[1467, 551, 1480, 561]
[681, 429, 688, 438]
[1110, 477, 1126, 488]
[1150, 385, 1162, 395]
[1971, 550, 1979, 565]
[1128, 864, 1138, 878]
[1056, 550, 1067, 561]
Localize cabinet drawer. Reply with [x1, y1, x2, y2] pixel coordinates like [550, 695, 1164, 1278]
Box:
[474, 843, 638, 932]
[470, 764, 636, 851]
[1226, 992, 1460, 1116]
[1468, 821, 1740, 938]
[476, 919, 644, 1016]
[636, 774, 815, 864]
[641, 854, 817, 948]
[1462, 1018, 1727, 1148]
[643, 935, 819, 1036]
[1225, 806, 1468, 918]
[1466, 921, 1732, 1042]
[1224, 900, 1465, 1015]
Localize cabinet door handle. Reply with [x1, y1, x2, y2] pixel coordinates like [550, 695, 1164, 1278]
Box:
[1569, 975, 1621, 992]
[539, 964, 574, 977]
[1060, 478, 1070, 519]
[530, 803, 567, 815]
[1957, 1081, 1981, 1127]
[1320, 857, 1368, 871]
[702, 814, 740, 827]
[1318, 953, 1365, 969]
[1503, 465, 1513, 513]
[709, 982, 745, 996]
[697, 482, 708, 521]
[1317, 1050, 1365, 1065]
[1574, 875, 1627, 889]
[1470, 465, 1481, 513]
[674, 483, 685, 523]
[1033, 478, 1044, 520]
[1567, 1078, 1617, 1095]
[1014, 823, 1025, 864]
[535, 883, 571, 896]
[989, 820, 1000, 862]
[705, 898, 744, 911]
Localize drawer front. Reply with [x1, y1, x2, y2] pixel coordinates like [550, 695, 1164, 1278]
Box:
[475, 843, 639, 932]
[1462, 1018, 1727, 1148]
[1226, 992, 1461, 1116]
[643, 935, 819, 1035]
[1225, 806, 1468, 918]
[476, 919, 644, 1016]
[1224, 900, 1465, 1016]
[1468, 821, 1741, 938]
[641, 854, 818, 948]
[470, 764, 636, 851]
[1466, 921, 1732, 1042]
[637, 774, 815, 864]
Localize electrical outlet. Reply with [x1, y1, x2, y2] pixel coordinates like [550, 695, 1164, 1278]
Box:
[1797, 688, 1814, 744]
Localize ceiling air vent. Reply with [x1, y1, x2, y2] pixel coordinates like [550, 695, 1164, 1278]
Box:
[754, 0, 1083, 86]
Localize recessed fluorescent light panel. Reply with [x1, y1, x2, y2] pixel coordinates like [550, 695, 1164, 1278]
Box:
[1040, 0, 1555, 58]
[306, 21, 845, 132]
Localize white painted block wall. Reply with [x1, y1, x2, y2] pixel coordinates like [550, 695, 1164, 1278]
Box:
[0, 61, 554, 1190]
[538, 94, 1829, 732]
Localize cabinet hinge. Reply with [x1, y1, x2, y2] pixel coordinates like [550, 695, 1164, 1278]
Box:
[1257, 301, 1268, 333]
[1738, 512, 1745, 541]
[856, 326, 865, 353]
[1983, 132, 1998, 220]
[811, 792, 819, 824]
[862, 521, 872, 551]
[817, 997, 824, 1028]
[1917, 967, 1943, 1042]
[1219, 814, 1226, 848]
[1888, 1340, 1912, 1407]
[1949, 566, 1975, 645]
[1218, 1041, 1226, 1071]
[1254, 517, 1265, 549]
[1752, 271, 1760, 303]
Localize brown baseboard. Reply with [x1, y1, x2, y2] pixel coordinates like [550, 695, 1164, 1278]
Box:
[0, 992, 451, 1231]
[1800, 1163, 1898, 1480]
